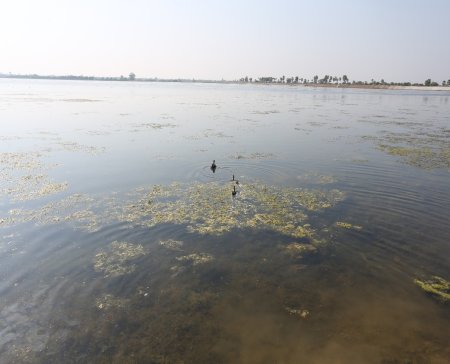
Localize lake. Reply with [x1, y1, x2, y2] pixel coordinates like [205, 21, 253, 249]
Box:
[1, 79, 449, 363]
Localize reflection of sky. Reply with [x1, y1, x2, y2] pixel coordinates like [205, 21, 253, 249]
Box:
[1, 78, 450, 194]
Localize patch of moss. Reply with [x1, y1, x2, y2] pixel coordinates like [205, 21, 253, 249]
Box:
[414, 276, 450, 302]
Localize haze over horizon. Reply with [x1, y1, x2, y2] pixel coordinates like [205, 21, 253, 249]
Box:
[1, 0, 449, 83]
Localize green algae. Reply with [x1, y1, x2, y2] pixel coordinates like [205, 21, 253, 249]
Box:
[0, 194, 101, 231]
[284, 307, 310, 319]
[1, 178, 344, 244]
[252, 109, 280, 115]
[93, 241, 146, 278]
[358, 111, 450, 170]
[132, 122, 177, 130]
[96, 294, 129, 310]
[335, 221, 363, 230]
[283, 243, 318, 257]
[6, 179, 68, 202]
[122, 180, 345, 238]
[378, 144, 450, 169]
[0, 150, 73, 202]
[1, 171, 68, 202]
[0, 152, 45, 170]
[362, 126, 450, 170]
[159, 239, 184, 251]
[414, 276, 450, 303]
[229, 152, 276, 160]
[55, 141, 105, 154]
[176, 253, 214, 266]
[296, 172, 336, 185]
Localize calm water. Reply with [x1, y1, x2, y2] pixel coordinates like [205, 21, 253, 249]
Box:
[1, 79, 449, 363]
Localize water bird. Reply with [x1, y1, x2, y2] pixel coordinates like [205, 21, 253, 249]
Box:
[211, 160, 217, 172]
[232, 185, 237, 196]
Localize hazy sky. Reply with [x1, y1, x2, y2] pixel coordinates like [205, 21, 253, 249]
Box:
[1, 0, 449, 82]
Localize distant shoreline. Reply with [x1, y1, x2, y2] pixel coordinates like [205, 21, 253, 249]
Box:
[302, 83, 450, 92]
[1, 74, 449, 92]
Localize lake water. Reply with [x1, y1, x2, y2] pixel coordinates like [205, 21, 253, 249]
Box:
[1, 79, 449, 363]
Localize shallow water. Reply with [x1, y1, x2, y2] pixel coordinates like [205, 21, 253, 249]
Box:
[1, 79, 449, 363]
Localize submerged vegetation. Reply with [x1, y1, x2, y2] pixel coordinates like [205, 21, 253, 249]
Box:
[414, 276, 450, 303]
[1, 178, 346, 243]
[122, 180, 345, 240]
[176, 252, 214, 266]
[296, 173, 336, 185]
[361, 119, 450, 170]
[159, 239, 184, 251]
[96, 294, 130, 310]
[335, 221, 363, 230]
[94, 241, 146, 278]
[283, 242, 318, 259]
[284, 306, 310, 319]
[0, 152, 68, 202]
[378, 143, 450, 170]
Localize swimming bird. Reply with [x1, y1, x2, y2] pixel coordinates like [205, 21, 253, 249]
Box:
[232, 185, 237, 196]
[210, 160, 216, 172]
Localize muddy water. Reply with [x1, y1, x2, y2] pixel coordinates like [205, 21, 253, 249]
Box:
[0, 79, 449, 363]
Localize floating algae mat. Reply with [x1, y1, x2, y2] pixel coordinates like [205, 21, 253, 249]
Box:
[0, 193, 107, 231]
[378, 143, 450, 169]
[121, 180, 345, 240]
[362, 126, 450, 170]
[0, 151, 68, 202]
[1, 179, 345, 240]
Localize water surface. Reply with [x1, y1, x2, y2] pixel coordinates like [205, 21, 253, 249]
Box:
[1, 79, 449, 363]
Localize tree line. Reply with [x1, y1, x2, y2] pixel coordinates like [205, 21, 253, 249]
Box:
[239, 75, 450, 87]
[0, 72, 138, 82]
[1, 72, 449, 87]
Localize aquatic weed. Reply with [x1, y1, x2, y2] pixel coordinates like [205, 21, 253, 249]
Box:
[414, 276, 450, 303]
